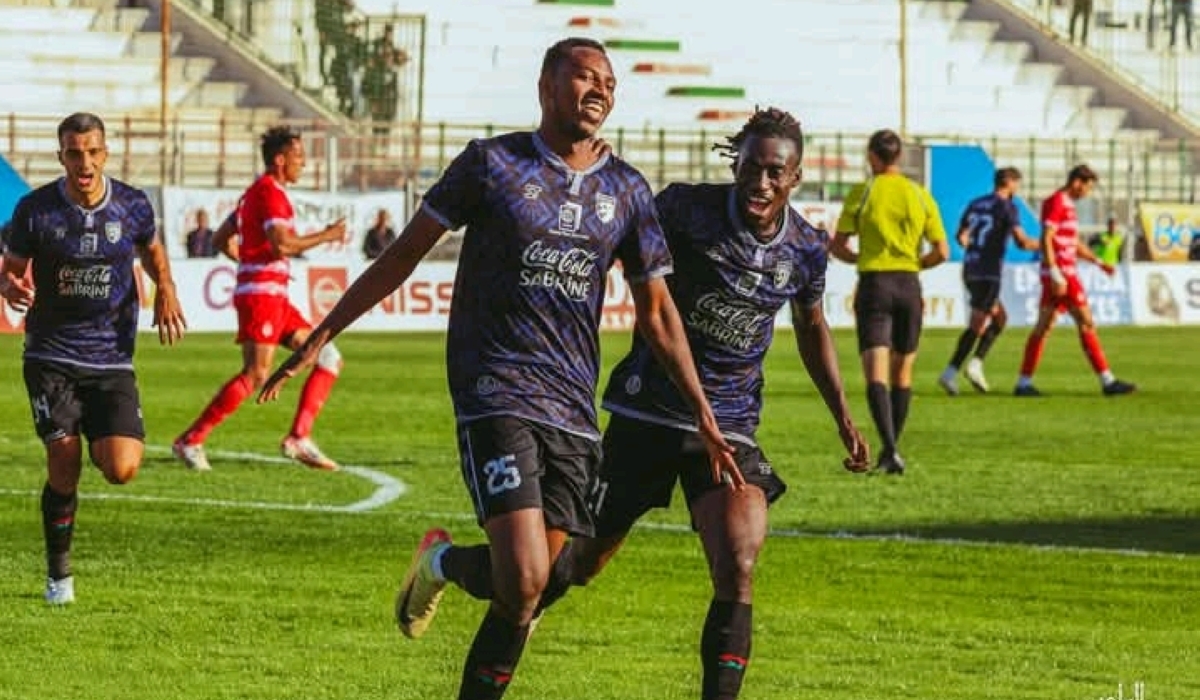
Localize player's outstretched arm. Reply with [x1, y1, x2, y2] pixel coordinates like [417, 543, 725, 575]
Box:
[790, 299, 870, 473]
[629, 276, 742, 488]
[267, 218, 348, 258]
[0, 254, 34, 312]
[1012, 226, 1040, 252]
[258, 209, 447, 403]
[1075, 238, 1115, 274]
[137, 239, 186, 345]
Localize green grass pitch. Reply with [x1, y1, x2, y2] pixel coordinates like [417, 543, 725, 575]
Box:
[0, 327, 1196, 699]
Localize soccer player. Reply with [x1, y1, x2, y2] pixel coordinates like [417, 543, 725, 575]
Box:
[1014, 165, 1136, 397]
[0, 112, 187, 604]
[938, 167, 1039, 395]
[436, 107, 870, 700]
[829, 130, 948, 475]
[258, 37, 737, 700]
[172, 126, 348, 472]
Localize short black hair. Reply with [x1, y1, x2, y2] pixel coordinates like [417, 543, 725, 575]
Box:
[57, 112, 106, 144]
[1067, 164, 1098, 184]
[867, 129, 903, 166]
[712, 106, 805, 166]
[994, 166, 1022, 189]
[540, 37, 607, 78]
[260, 125, 301, 170]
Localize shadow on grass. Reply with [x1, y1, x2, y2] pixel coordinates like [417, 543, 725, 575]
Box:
[797, 515, 1200, 555]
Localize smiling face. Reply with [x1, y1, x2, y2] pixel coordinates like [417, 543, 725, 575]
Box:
[733, 134, 801, 235]
[58, 128, 108, 206]
[538, 45, 615, 141]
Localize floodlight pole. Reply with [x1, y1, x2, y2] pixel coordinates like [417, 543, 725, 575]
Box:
[899, 0, 908, 139]
[160, 0, 171, 186]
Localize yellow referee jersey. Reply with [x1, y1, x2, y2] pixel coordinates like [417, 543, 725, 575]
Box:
[836, 173, 946, 273]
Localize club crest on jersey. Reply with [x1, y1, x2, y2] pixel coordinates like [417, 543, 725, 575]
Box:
[522, 182, 542, 200]
[594, 193, 616, 224]
[104, 221, 122, 243]
[53, 227, 66, 240]
[773, 260, 792, 288]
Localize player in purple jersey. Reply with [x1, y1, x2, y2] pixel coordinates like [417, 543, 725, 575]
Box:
[401, 108, 872, 700]
[257, 38, 736, 700]
[938, 167, 1038, 396]
[0, 112, 186, 605]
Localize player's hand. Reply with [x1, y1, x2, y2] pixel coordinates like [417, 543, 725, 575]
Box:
[258, 328, 329, 403]
[152, 282, 187, 345]
[696, 409, 743, 490]
[1100, 262, 1116, 276]
[323, 218, 349, 245]
[0, 272, 34, 312]
[837, 416, 871, 473]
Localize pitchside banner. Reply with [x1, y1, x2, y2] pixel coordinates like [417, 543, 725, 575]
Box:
[999, 262, 1134, 327]
[0, 260, 974, 335]
[1136, 203, 1198, 262]
[160, 187, 407, 262]
[1128, 263, 1200, 325]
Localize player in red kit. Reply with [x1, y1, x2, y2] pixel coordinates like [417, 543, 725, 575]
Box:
[1014, 165, 1135, 397]
[173, 126, 349, 471]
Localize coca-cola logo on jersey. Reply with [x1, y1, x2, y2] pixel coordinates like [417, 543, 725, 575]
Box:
[57, 265, 113, 299]
[518, 240, 599, 302]
[688, 291, 771, 351]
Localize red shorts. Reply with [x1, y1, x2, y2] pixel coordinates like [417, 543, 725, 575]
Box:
[234, 294, 311, 345]
[1039, 274, 1088, 313]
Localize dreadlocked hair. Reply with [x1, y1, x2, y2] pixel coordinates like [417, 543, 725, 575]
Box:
[711, 106, 805, 165]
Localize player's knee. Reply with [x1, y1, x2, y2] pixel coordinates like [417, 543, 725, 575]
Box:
[243, 367, 270, 390]
[712, 553, 757, 598]
[101, 460, 140, 485]
[317, 342, 343, 375]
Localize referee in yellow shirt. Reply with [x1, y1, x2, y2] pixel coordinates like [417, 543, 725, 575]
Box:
[830, 129, 949, 475]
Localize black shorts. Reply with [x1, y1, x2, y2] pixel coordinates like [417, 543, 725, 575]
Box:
[965, 278, 1002, 312]
[854, 271, 923, 354]
[23, 359, 145, 444]
[457, 415, 601, 537]
[589, 414, 787, 538]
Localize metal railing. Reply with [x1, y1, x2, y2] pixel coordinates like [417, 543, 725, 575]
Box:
[4, 113, 1197, 215]
[1004, 0, 1200, 123]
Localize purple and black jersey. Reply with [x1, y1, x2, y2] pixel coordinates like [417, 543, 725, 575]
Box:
[7, 177, 155, 370]
[602, 183, 829, 444]
[422, 132, 673, 440]
[959, 193, 1019, 281]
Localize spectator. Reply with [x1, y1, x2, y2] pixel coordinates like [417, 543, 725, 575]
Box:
[315, 0, 350, 84]
[1170, 0, 1194, 50]
[1070, 0, 1093, 45]
[361, 208, 396, 260]
[185, 208, 217, 258]
[365, 24, 407, 142]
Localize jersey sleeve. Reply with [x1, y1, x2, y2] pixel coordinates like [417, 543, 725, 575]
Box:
[795, 229, 830, 308]
[616, 173, 673, 283]
[835, 183, 866, 235]
[920, 187, 947, 242]
[420, 139, 487, 231]
[5, 196, 37, 259]
[131, 190, 158, 247]
[259, 182, 292, 234]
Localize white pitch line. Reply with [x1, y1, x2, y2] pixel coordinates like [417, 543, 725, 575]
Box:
[0, 449, 1189, 559]
[0, 445, 407, 514]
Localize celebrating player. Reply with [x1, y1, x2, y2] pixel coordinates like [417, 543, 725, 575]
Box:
[257, 37, 736, 700]
[938, 167, 1039, 395]
[0, 112, 187, 604]
[173, 126, 348, 472]
[1014, 165, 1136, 397]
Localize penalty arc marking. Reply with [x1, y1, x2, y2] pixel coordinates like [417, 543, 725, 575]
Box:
[0, 444, 408, 514]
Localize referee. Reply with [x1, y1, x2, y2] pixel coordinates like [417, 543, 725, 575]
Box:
[830, 129, 948, 475]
